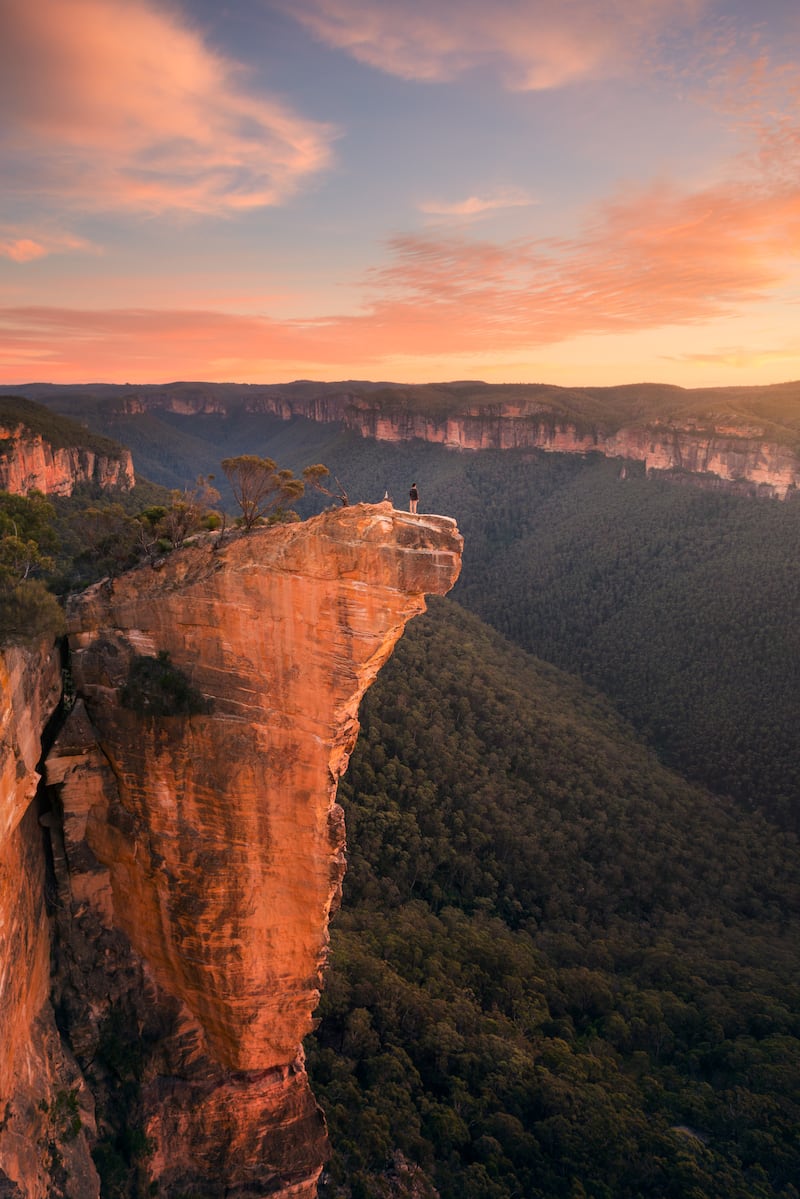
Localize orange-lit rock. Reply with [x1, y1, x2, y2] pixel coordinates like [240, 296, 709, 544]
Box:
[0, 425, 134, 496]
[50, 502, 462, 1195]
[0, 644, 99, 1199]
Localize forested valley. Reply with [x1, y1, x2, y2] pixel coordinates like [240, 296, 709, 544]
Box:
[8, 393, 800, 1196]
[24, 395, 800, 829]
[309, 599, 799, 1198]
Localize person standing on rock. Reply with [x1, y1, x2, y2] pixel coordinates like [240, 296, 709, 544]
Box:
[409, 482, 419, 514]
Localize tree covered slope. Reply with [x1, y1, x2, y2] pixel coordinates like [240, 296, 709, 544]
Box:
[309, 598, 800, 1199]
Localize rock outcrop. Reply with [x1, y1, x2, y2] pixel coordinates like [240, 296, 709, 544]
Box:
[0, 425, 134, 497]
[40, 503, 462, 1196]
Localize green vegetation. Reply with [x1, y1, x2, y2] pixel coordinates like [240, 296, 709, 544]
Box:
[221, 453, 304, 527]
[0, 490, 65, 645]
[439, 453, 800, 830]
[121, 651, 212, 718]
[0, 394, 126, 456]
[308, 599, 800, 1199]
[36, 1087, 82, 1196]
[7, 385, 799, 1194]
[303, 462, 349, 506]
[49, 476, 221, 591]
[0, 578, 66, 645]
[23, 392, 798, 827]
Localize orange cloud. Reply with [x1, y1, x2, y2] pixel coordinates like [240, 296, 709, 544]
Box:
[362, 171, 800, 350]
[0, 0, 335, 215]
[1, 159, 799, 382]
[282, 0, 705, 89]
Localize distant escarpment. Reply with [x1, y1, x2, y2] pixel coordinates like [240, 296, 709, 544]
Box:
[250, 388, 800, 498]
[0, 396, 134, 496]
[22, 379, 800, 498]
[1, 504, 461, 1198]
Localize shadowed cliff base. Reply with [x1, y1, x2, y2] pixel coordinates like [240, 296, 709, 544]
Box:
[30, 503, 462, 1197]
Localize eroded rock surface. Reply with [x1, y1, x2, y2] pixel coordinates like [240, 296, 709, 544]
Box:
[0, 426, 134, 496]
[46, 503, 462, 1196]
[0, 644, 99, 1199]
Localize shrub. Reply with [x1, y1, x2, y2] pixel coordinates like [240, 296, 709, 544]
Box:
[120, 651, 212, 717]
[0, 579, 65, 647]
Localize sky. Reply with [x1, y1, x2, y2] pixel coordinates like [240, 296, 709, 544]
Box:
[1, 0, 799, 389]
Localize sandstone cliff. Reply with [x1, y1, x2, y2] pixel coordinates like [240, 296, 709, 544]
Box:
[22, 503, 461, 1197]
[75, 383, 800, 498]
[16, 380, 800, 497]
[0, 423, 134, 496]
[0, 641, 99, 1199]
[248, 394, 800, 498]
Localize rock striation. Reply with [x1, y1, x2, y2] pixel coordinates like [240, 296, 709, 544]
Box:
[0, 642, 99, 1199]
[41, 503, 462, 1196]
[0, 424, 134, 496]
[253, 395, 800, 498]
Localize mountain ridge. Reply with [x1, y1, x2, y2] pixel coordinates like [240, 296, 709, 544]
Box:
[14, 379, 800, 497]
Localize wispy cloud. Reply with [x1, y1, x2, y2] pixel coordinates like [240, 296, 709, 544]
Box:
[0, 0, 336, 217]
[2, 166, 797, 381]
[2, 45, 799, 388]
[281, 0, 705, 90]
[362, 176, 800, 354]
[664, 344, 800, 369]
[0, 228, 96, 263]
[418, 189, 536, 217]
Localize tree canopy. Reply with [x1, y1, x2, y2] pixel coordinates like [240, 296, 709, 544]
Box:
[308, 599, 800, 1199]
[222, 454, 304, 528]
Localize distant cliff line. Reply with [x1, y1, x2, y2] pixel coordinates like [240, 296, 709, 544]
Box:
[0, 394, 134, 496]
[15, 378, 800, 498]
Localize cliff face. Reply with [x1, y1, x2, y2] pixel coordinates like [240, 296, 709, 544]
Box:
[0, 425, 134, 496]
[16, 381, 800, 497]
[316, 402, 800, 499]
[0, 643, 99, 1199]
[43, 503, 462, 1196]
[105, 387, 800, 497]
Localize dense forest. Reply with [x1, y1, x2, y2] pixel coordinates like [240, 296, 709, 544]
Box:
[310, 599, 800, 1199]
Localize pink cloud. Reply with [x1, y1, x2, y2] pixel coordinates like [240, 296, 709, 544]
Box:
[0, 0, 336, 215]
[282, 0, 705, 89]
[1, 147, 799, 382]
[418, 189, 536, 217]
[0, 228, 96, 263]
[0, 239, 48, 264]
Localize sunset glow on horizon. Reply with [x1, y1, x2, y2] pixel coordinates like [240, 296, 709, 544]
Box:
[1, 0, 799, 390]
